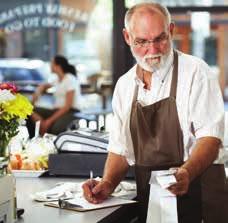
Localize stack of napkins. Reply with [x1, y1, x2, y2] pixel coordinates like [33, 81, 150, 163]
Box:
[113, 181, 136, 197]
[31, 182, 82, 201]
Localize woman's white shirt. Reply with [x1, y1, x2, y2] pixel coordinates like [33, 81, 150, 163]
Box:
[53, 73, 82, 110]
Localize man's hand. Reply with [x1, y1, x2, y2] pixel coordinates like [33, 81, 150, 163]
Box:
[168, 167, 190, 196]
[82, 179, 114, 204]
[82, 152, 129, 204]
[168, 137, 221, 196]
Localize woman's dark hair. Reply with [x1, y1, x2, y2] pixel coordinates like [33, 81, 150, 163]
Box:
[53, 55, 77, 76]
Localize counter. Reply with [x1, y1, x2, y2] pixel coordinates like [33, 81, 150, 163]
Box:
[16, 177, 138, 223]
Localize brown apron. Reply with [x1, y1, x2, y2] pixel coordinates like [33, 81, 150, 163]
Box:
[201, 164, 228, 223]
[130, 51, 202, 223]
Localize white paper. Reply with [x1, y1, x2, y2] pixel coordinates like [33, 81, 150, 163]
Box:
[156, 175, 176, 189]
[147, 183, 162, 223]
[69, 195, 136, 210]
[46, 194, 137, 211]
[160, 196, 178, 223]
[146, 170, 178, 223]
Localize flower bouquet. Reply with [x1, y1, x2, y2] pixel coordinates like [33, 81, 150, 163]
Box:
[0, 83, 33, 173]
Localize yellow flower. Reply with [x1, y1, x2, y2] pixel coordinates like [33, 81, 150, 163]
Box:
[2, 94, 33, 120]
[0, 83, 33, 159]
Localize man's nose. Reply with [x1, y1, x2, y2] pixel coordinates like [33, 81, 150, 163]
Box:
[145, 44, 160, 54]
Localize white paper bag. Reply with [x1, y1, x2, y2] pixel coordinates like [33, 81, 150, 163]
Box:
[146, 170, 178, 223]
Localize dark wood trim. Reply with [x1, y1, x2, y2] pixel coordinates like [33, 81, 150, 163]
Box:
[112, 0, 134, 89]
[168, 6, 228, 13]
[112, 0, 126, 89]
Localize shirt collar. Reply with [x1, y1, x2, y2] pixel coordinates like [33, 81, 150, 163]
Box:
[134, 49, 174, 85]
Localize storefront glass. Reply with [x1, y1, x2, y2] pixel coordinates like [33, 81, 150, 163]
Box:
[0, 0, 113, 84]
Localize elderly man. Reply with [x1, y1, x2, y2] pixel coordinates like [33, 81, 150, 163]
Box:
[83, 2, 226, 223]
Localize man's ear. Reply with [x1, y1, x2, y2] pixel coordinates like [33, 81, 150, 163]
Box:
[169, 22, 175, 37]
[123, 28, 131, 46]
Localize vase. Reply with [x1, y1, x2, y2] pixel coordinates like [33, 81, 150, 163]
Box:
[0, 139, 10, 175]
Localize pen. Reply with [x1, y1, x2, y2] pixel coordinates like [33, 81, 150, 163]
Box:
[90, 170, 93, 181]
[89, 170, 95, 192]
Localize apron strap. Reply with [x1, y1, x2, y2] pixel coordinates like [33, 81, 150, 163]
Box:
[170, 50, 178, 98]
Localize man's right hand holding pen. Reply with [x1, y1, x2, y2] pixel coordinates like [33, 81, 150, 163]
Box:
[82, 179, 114, 204]
[82, 153, 130, 204]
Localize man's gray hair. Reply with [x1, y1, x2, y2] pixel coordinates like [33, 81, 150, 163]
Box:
[124, 2, 171, 31]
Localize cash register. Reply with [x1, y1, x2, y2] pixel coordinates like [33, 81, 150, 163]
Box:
[48, 129, 135, 178]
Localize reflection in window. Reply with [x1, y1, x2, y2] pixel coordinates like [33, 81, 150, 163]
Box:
[63, 0, 113, 83]
[0, 0, 113, 85]
[191, 12, 210, 59]
[0, 68, 43, 81]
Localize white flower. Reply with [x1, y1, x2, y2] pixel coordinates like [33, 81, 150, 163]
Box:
[0, 89, 15, 103]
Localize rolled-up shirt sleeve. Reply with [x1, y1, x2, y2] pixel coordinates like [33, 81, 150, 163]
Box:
[107, 80, 135, 165]
[189, 64, 224, 141]
[108, 81, 126, 155]
[107, 110, 126, 156]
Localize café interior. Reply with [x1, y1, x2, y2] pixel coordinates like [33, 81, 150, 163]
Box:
[1, 0, 228, 222]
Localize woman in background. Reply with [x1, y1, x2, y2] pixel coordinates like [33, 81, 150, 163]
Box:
[27, 55, 81, 137]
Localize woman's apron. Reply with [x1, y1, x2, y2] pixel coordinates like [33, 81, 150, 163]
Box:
[130, 51, 202, 223]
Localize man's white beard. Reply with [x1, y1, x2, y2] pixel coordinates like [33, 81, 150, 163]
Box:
[131, 49, 170, 73]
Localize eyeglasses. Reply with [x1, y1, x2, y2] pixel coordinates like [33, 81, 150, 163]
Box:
[132, 33, 169, 48]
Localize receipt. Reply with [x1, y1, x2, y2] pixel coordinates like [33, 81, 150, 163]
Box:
[156, 174, 176, 189]
[149, 170, 177, 189]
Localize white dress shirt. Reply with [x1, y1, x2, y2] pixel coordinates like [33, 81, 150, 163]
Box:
[107, 50, 224, 165]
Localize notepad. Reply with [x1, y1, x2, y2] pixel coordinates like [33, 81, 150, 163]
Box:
[45, 195, 137, 212]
